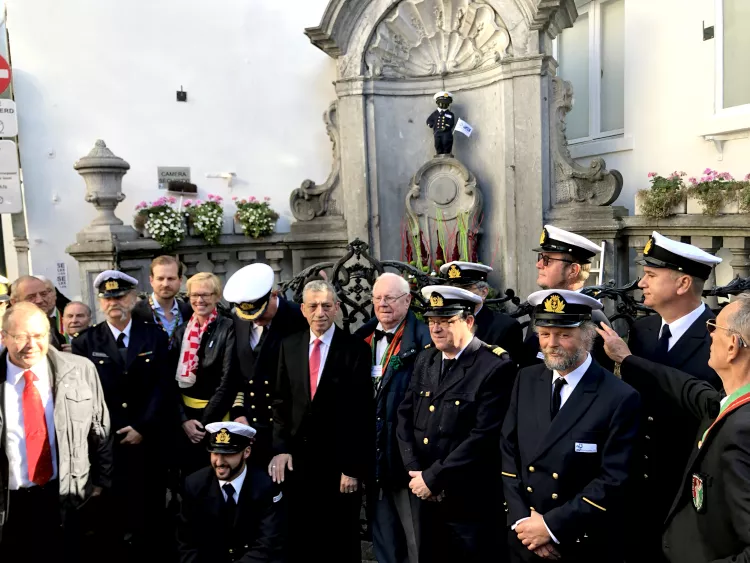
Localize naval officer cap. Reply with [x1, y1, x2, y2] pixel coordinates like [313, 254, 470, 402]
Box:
[439, 261, 492, 286]
[205, 421, 257, 454]
[421, 285, 481, 317]
[636, 231, 721, 280]
[224, 263, 275, 321]
[528, 289, 603, 328]
[94, 270, 138, 298]
[433, 91, 453, 101]
[534, 225, 602, 263]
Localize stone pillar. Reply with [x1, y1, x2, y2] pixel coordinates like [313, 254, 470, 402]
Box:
[265, 250, 285, 286]
[724, 236, 750, 301]
[180, 253, 202, 278]
[208, 252, 231, 284]
[692, 236, 722, 309]
[237, 250, 258, 268]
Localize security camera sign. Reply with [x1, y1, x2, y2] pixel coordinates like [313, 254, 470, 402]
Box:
[0, 100, 18, 137]
[0, 140, 21, 213]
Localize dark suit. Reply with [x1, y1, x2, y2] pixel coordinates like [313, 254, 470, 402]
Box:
[397, 337, 517, 563]
[621, 305, 721, 558]
[620, 356, 750, 562]
[426, 109, 456, 154]
[273, 326, 373, 563]
[474, 306, 524, 366]
[177, 465, 286, 563]
[501, 360, 640, 563]
[231, 297, 307, 465]
[132, 295, 192, 336]
[72, 319, 172, 557]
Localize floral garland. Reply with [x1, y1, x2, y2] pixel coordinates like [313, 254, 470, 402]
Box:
[185, 194, 224, 245]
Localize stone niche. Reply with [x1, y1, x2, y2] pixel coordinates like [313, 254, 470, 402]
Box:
[303, 0, 620, 296]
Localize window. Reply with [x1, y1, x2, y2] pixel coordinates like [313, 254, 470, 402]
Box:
[716, 0, 750, 113]
[556, 0, 625, 143]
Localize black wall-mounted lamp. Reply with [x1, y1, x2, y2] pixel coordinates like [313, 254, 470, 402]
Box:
[177, 86, 187, 102]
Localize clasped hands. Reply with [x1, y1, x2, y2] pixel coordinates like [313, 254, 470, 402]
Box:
[515, 511, 560, 560]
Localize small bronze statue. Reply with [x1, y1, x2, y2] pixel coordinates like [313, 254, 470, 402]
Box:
[426, 91, 456, 156]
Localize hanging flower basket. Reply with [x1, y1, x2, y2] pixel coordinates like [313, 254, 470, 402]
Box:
[184, 194, 224, 245]
[134, 197, 186, 250]
[233, 196, 279, 239]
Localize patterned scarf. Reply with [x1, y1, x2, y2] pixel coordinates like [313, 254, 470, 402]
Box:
[176, 309, 218, 389]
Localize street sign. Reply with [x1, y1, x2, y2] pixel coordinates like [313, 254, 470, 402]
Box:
[0, 140, 22, 213]
[0, 55, 11, 95]
[0, 100, 18, 137]
[157, 166, 190, 189]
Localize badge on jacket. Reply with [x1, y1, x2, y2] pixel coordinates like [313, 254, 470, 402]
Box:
[692, 473, 706, 513]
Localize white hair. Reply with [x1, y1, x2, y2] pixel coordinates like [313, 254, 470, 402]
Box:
[374, 272, 410, 294]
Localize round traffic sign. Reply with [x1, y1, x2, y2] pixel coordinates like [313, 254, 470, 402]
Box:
[0, 56, 11, 95]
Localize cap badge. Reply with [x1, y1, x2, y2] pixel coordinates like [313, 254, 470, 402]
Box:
[448, 265, 461, 279]
[104, 280, 119, 291]
[430, 293, 444, 307]
[215, 429, 231, 444]
[540, 228, 548, 245]
[644, 237, 654, 256]
[692, 473, 705, 512]
[239, 302, 256, 311]
[543, 294, 566, 314]
[0, 283, 7, 296]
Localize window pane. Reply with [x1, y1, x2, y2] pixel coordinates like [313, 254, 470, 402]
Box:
[600, 0, 625, 132]
[724, 0, 750, 109]
[558, 12, 590, 139]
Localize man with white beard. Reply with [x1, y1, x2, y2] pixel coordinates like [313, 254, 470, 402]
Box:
[501, 289, 640, 562]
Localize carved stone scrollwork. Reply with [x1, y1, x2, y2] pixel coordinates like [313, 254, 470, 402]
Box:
[405, 155, 483, 259]
[365, 0, 512, 78]
[551, 77, 623, 207]
[290, 102, 341, 222]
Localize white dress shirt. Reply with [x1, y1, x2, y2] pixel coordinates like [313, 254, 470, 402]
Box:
[4, 356, 59, 490]
[660, 303, 706, 351]
[309, 324, 336, 385]
[250, 296, 278, 349]
[107, 319, 133, 347]
[551, 353, 592, 409]
[219, 464, 247, 503]
[374, 322, 398, 366]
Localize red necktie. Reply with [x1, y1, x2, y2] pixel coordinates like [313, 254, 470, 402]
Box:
[310, 339, 322, 399]
[22, 370, 53, 486]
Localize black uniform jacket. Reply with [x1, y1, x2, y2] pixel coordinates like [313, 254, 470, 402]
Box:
[620, 306, 721, 523]
[172, 315, 241, 426]
[132, 295, 193, 330]
[622, 356, 750, 563]
[230, 297, 308, 427]
[474, 306, 524, 366]
[397, 337, 517, 497]
[177, 465, 286, 563]
[72, 319, 171, 438]
[501, 360, 640, 553]
[272, 326, 373, 481]
[426, 109, 456, 133]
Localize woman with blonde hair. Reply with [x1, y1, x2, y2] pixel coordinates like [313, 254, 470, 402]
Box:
[172, 272, 240, 475]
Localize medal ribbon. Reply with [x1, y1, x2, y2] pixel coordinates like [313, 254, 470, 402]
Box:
[699, 382, 750, 448]
[369, 321, 405, 369]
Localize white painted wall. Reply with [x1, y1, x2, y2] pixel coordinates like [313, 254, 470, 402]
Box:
[5, 0, 336, 299]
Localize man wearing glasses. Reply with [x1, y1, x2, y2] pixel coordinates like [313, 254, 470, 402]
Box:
[597, 294, 750, 562]
[596, 231, 722, 562]
[354, 272, 431, 563]
[9, 276, 65, 351]
[523, 225, 612, 369]
[397, 285, 516, 563]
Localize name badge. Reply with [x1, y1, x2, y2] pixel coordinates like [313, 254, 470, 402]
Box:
[536, 351, 545, 360]
[575, 442, 597, 453]
[209, 340, 214, 349]
[92, 352, 109, 358]
[371, 366, 383, 379]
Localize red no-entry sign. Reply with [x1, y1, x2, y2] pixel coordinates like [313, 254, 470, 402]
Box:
[0, 55, 11, 95]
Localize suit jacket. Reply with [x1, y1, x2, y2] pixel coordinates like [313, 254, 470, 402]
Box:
[72, 319, 172, 439]
[132, 296, 192, 334]
[618, 357, 749, 563]
[474, 306, 524, 366]
[273, 326, 373, 481]
[621, 306, 721, 528]
[426, 109, 456, 133]
[177, 466, 286, 563]
[501, 360, 640, 557]
[354, 311, 432, 487]
[397, 337, 517, 500]
[231, 298, 308, 429]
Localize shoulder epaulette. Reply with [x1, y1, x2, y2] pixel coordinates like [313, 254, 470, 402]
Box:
[484, 343, 507, 357]
[425, 343, 432, 349]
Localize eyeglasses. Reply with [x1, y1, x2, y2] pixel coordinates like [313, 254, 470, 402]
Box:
[372, 293, 408, 305]
[706, 319, 748, 348]
[427, 317, 462, 329]
[189, 293, 216, 301]
[537, 253, 576, 267]
[2, 331, 50, 346]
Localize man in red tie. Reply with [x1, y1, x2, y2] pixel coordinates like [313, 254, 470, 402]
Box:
[269, 280, 373, 563]
[0, 302, 112, 563]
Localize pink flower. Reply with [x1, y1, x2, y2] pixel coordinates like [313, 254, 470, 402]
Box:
[194, 199, 203, 205]
[183, 200, 193, 207]
[679, 171, 687, 176]
[249, 196, 258, 202]
[168, 196, 177, 204]
[688, 177, 697, 185]
[232, 196, 238, 201]
[719, 172, 733, 181]
[744, 173, 750, 181]
[264, 196, 271, 202]
[700, 176, 710, 183]
[703, 168, 713, 175]
[647, 172, 657, 178]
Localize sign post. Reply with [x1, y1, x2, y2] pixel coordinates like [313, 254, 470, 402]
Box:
[0, 140, 22, 213]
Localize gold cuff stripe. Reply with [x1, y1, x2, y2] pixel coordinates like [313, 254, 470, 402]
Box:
[583, 497, 607, 511]
[232, 392, 245, 407]
[501, 472, 517, 478]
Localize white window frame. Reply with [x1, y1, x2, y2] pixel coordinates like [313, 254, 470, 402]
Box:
[555, 0, 625, 145]
[714, 0, 750, 117]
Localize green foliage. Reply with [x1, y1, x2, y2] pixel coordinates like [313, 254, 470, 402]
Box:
[637, 171, 685, 219]
[185, 195, 224, 245]
[233, 196, 279, 239]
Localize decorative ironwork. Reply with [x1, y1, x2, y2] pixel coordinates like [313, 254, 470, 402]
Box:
[703, 276, 750, 300]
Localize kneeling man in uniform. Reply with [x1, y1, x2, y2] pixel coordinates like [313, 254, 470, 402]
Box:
[177, 422, 286, 563]
[501, 290, 640, 562]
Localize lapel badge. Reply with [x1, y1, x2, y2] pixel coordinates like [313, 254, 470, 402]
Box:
[430, 293, 444, 307]
[447, 264, 461, 279]
[644, 237, 654, 256]
[215, 429, 231, 444]
[543, 293, 567, 313]
[692, 473, 706, 512]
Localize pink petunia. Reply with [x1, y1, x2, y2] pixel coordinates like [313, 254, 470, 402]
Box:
[250, 196, 258, 202]
[183, 201, 193, 207]
[168, 196, 177, 204]
[195, 199, 203, 205]
[232, 196, 238, 201]
[745, 173, 750, 181]
[688, 177, 697, 185]
[647, 172, 657, 178]
[264, 196, 271, 202]
[703, 168, 713, 175]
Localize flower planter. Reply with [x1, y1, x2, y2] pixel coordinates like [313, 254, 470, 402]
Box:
[222, 216, 234, 235]
[634, 191, 686, 217]
[687, 195, 739, 215]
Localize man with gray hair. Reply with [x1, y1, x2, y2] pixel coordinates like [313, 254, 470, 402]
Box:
[502, 289, 639, 562]
[10, 276, 65, 351]
[354, 272, 431, 563]
[270, 280, 373, 563]
[598, 294, 750, 562]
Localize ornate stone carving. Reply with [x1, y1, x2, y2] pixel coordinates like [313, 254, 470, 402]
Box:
[551, 77, 623, 207]
[365, 0, 511, 78]
[290, 102, 341, 221]
[405, 155, 483, 260]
